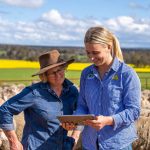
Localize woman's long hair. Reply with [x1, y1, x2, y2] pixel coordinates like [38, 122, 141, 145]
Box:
[84, 26, 124, 62]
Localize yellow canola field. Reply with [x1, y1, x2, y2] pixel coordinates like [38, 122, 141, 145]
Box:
[0, 59, 150, 72]
[0, 59, 39, 68]
[68, 63, 91, 70]
[0, 59, 91, 70]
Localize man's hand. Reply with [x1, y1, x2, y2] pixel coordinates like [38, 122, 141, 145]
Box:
[61, 122, 77, 130]
[9, 140, 23, 150]
[3, 130, 23, 150]
[71, 130, 81, 150]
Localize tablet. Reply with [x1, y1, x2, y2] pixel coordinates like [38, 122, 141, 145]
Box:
[57, 114, 95, 125]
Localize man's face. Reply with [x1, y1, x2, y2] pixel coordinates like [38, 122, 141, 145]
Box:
[46, 65, 66, 86]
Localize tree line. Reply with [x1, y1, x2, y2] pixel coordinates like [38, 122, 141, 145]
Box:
[0, 44, 149, 67]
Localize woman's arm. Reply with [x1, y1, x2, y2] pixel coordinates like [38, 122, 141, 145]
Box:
[112, 69, 141, 130]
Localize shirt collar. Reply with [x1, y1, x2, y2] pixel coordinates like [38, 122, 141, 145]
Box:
[40, 78, 73, 91]
[110, 57, 120, 72]
[90, 65, 99, 78]
[63, 78, 74, 91]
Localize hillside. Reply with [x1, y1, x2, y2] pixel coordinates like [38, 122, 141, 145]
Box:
[0, 44, 150, 66]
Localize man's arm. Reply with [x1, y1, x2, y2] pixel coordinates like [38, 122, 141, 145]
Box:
[3, 130, 23, 150]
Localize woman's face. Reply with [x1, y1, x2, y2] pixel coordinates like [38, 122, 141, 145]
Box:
[85, 43, 112, 66]
[46, 65, 66, 86]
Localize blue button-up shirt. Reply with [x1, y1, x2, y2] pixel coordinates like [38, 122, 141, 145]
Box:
[75, 58, 141, 150]
[0, 79, 78, 150]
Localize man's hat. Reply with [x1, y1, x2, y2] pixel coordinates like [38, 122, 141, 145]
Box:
[32, 50, 74, 77]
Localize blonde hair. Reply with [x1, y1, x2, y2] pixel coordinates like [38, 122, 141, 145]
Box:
[39, 73, 47, 83]
[84, 26, 124, 61]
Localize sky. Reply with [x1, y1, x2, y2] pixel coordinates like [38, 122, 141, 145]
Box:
[0, 0, 150, 48]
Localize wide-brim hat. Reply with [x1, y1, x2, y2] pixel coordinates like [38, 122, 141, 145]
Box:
[32, 50, 74, 77]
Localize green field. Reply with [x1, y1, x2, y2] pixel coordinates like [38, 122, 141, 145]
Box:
[0, 69, 81, 86]
[0, 68, 150, 89]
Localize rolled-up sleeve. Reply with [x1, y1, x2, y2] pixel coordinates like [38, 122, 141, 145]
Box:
[0, 87, 34, 130]
[112, 69, 141, 130]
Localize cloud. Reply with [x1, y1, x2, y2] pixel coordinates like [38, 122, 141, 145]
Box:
[105, 16, 150, 47]
[0, 0, 44, 8]
[0, 9, 150, 47]
[42, 9, 64, 25]
[106, 16, 149, 34]
[40, 9, 102, 39]
[42, 9, 92, 27]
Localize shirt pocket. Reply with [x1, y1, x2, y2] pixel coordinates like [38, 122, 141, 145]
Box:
[107, 85, 123, 114]
[108, 85, 122, 102]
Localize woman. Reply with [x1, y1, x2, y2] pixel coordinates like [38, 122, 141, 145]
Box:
[63, 26, 141, 150]
[0, 50, 79, 150]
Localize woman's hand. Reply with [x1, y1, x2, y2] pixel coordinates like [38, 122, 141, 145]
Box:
[61, 122, 77, 130]
[84, 116, 114, 130]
